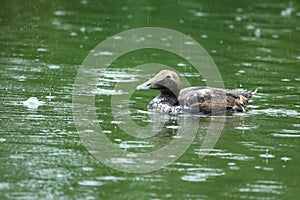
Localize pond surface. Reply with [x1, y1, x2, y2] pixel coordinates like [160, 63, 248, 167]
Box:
[1, 0, 300, 199]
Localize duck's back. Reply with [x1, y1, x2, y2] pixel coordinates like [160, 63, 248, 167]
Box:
[178, 86, 253, 114]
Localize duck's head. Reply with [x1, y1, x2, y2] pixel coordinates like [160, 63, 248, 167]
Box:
[136, 70, 181, 97]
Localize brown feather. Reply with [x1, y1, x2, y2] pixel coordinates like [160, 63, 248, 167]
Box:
[137, 70, 256, 114]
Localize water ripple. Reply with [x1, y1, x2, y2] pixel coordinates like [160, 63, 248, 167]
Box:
[181, 167, 225, 182]
[236, 180, 284, 198]
[196, 149, 254, 161]
[78, 180, 104, 186]
[249, 108, 299, 117]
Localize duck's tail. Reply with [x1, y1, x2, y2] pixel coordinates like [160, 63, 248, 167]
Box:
[233, 89, 257, 112]
[248, 88, 258, 96]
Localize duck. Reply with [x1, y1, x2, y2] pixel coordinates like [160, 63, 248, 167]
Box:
[136, 70, 256, 115]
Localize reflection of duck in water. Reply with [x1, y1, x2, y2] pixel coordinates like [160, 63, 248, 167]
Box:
[136, 70, 256, 115]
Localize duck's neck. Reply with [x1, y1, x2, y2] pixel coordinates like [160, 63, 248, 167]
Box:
[159, 90, 180, 106]
[148, 92, 180, 114]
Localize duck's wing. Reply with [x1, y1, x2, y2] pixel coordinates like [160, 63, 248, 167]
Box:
[178, 87, 254, 114]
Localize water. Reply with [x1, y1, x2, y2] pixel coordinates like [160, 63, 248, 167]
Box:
[1, 0, 299, 199]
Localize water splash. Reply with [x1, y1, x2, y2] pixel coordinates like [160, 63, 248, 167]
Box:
[22, 97, 44, 109]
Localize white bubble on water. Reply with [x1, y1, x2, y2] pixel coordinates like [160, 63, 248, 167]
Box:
[23, 97, 44, 109]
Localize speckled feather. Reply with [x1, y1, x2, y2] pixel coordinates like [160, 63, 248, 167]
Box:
[136, 70, 256, 115]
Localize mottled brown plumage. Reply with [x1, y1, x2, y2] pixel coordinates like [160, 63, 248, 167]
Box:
[136, 70, 256, 114]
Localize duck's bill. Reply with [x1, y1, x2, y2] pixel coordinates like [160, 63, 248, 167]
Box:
[136, 82, 151, 90]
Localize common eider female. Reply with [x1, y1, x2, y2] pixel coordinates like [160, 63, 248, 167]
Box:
[136, 70, 256, 114]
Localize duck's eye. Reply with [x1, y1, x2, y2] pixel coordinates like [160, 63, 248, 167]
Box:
[166, 75, 171, 78]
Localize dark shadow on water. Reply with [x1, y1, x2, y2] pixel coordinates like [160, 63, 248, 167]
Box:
[130, 112, 251, 154]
